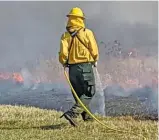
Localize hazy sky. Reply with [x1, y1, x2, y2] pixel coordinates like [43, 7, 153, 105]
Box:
[0, 1, 157, 69]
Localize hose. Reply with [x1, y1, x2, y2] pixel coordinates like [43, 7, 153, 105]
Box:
[64, 67, 146, 140]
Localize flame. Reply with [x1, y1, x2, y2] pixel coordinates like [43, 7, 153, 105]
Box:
[0, 72, 24, 83]
[0, 72, 11, 80]
[126, 79, 138, 85]
[0, 72, 49, 84]
[12, 73, 24, 83]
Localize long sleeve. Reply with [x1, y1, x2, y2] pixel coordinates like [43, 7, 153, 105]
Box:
[59, 34, 69, 65]
[87, 30, 99, 62]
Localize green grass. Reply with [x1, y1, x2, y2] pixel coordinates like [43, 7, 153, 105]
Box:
[0, 105, 157, 140]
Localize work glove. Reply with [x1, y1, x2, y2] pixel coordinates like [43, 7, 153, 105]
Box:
[93, 61, 97, 67]
[63, 63, 69, 68]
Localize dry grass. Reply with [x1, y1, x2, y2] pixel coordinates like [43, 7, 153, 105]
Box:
[98, 56, 158, 89]
[0, 105, 157, 140]
[28, 55, 158, 90]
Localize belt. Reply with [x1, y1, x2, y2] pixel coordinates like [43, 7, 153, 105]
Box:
[68, 62, 92, 66]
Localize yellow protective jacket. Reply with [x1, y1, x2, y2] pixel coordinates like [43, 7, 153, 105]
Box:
[59, 17, 99, 65]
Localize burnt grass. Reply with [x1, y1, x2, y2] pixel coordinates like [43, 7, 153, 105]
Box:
[0, 84, 158, 121]
[105, 96, 158, 121]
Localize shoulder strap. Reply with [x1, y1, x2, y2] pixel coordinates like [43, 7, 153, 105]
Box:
[75, 29, 94, 60]
[68, 36, 74, 52]
[68, 27, 83, 52]
[76, 32, 88, 50]
[67, 28, 94, 64]
[67, 28, 82, 64]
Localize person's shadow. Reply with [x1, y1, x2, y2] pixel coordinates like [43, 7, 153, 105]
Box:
[39, 123, 67, 130]
[0, 123, 67, 130]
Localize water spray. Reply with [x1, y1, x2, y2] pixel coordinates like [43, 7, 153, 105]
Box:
[64, 67, 147, 140]
[89, 67, 105, 116]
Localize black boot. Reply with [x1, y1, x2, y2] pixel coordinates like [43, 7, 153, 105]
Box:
[81, 111, 94, 122]
[60, 112, 78, 127]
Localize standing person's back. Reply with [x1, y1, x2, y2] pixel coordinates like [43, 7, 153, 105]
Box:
[59, 7, 99, 127]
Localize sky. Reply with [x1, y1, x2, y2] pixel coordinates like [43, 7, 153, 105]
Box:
[0, 1, 157, 70]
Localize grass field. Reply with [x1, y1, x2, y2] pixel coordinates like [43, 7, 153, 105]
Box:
[0, 105, 157, 140]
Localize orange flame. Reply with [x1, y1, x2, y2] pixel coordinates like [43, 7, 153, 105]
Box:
[0, 72, 24, 83]
[12, 73, 24, 83]
[0, 72, 47, 84]
[0, 72, 11, 80]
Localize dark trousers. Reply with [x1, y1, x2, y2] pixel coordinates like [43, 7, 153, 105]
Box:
[66, 63, 96, 120]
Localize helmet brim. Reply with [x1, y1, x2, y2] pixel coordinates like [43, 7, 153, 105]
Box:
[66, 14, 85, 19]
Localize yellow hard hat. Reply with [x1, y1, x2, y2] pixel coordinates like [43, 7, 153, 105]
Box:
[67, 7, 85, 19]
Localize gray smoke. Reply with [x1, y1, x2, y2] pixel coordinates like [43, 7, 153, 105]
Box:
[0, 1, 157, 70]
[21, 68, 34, 89]
[0, 2, 157, 118]
[104, 85, 158, 114]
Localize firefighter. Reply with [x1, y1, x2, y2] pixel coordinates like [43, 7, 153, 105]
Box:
[59, 7, 99, 126]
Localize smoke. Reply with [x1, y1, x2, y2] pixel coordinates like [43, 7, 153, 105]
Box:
[20, 67, 59, 91]
[0, 2, 157, 117]
[104, 84, 129, 97]
[104, 85, 158, 114]
[21, 68, 34, 89]
[0, 1, 157, 70]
